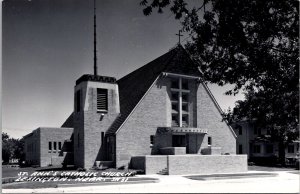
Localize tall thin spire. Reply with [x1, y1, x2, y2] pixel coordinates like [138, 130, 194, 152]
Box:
[93, 0, 98, 76]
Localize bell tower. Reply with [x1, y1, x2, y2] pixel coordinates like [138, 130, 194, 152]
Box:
[73, 75, 120, 168]
[73, 0, 120, 168]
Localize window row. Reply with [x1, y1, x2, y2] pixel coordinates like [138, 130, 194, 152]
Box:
[237, 125, 272, 136]
[48, 141, 62, 153]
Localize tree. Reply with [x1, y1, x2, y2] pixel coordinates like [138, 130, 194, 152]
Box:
[140, 0, 299, 164]
[2, 133, 12, 163]
[2, 133, 25, 164]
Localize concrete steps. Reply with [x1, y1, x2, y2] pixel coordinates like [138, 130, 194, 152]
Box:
[157, 167, 168, 175]
[95, 161, 113, 170]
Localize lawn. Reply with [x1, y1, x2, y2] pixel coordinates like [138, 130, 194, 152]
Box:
[2, 166, 36, 178]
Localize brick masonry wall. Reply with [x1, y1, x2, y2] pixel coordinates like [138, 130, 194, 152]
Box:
[51, 152, 73, 166]
[145, 156, 168, 174]
[74, 82, 87, 168]
[73, 112, 84, 167]
[24, 129, 40, 165]
[39, 127, 73, 167]
[116, 77, 237, 168]
[130, 156, 168, 174]
[197, 83, 236, 154]
[74, 81, 119, 169]
[116, 77, 169, 167]
[168, 155, 248, 175]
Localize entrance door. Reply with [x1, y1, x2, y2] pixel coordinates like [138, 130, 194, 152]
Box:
[172, 134, 186, 147]
[107, 137, 115, 161]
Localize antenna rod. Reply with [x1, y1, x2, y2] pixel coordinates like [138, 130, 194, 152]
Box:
[93, 0, 98, 76]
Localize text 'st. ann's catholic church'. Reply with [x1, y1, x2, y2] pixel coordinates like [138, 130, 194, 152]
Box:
[23, 1, 247, 175]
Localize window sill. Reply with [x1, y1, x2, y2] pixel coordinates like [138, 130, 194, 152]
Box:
[97, 110, 108, 114]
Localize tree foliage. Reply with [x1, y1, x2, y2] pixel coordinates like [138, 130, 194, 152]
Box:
[141, 0, 299, 161]
[2, 132, 25, 164]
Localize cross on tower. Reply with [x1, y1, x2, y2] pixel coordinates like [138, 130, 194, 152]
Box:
[175, 30, 183, 44]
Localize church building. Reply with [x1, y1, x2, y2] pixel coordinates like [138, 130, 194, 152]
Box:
[23, 45, 247, 175]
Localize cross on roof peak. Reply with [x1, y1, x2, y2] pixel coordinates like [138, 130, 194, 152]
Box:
[175, 30, 183, 44]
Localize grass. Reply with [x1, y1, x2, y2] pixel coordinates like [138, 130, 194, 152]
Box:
[2, 166, 37, 179]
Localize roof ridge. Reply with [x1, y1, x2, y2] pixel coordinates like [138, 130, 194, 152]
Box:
[117, 46, 179, 83]
[106, 47, 179, 135]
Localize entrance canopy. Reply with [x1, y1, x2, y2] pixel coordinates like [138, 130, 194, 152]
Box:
[157, 127, 208, 134]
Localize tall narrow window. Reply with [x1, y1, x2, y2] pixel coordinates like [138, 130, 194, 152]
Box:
[101, 132, 105, 145]
[58, 142, 62, 151]
[150, 135, 155, 145]
[170, 78, 190, 127]
[54, 142, 57, 152]
[76, 90, 81, 112]
[208, 137, 212, 146]
[97, 89, 108, 112]
[48, 142, 52, 152]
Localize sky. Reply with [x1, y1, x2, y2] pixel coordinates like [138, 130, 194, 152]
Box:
[2, 0, 244, 139]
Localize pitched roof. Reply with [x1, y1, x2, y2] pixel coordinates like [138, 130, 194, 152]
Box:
[106, 45, 201, 135]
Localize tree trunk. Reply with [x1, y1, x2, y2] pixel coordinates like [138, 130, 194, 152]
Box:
[278, 141, 286, 166]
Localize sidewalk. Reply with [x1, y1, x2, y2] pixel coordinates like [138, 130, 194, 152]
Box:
[2, 171, 299, 193]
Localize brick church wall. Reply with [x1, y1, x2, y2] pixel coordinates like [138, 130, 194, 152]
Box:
[24, 127, 73, 167]
[116, 78, 237, 168]
[39, 127, 73, 167]
[196, 83, 236, 154]
[116, 77, 169, 167]
[24, 129, 40, 165]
